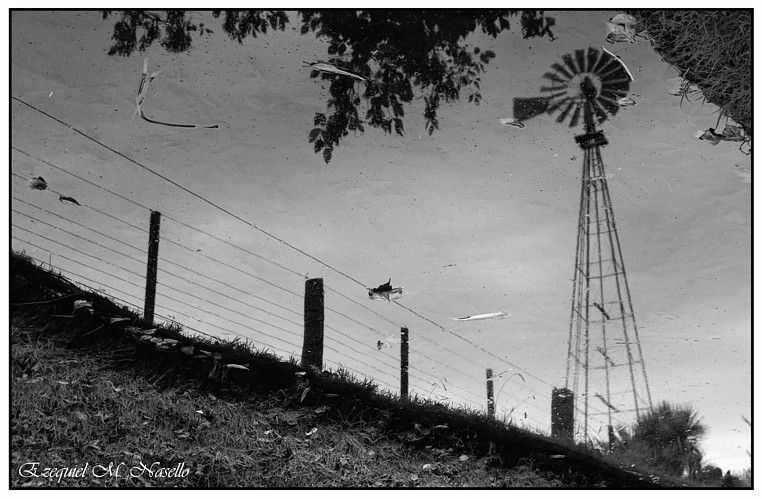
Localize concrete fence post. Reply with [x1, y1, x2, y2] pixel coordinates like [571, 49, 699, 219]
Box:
[143, 210, 161, 324]
[302, 278, 324, 369]
[400, 326, 409, 400]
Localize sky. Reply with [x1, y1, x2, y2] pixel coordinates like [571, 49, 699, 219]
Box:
[9, 10, 752, 472]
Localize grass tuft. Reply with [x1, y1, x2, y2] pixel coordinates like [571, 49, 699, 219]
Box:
[632, 10, 751, 148]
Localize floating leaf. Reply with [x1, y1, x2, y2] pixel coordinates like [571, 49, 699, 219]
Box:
[301, 387, 311, 402]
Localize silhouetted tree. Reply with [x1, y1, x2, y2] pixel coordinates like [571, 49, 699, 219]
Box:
[103, 10, 556, 163]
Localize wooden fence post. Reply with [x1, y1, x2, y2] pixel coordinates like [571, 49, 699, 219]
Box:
[302, 278, 324, 369]
[400, 326, 409, 400]
[551, 387, 575, 442]
[143, 210, 161, 324]
[486, 368, 495, 418]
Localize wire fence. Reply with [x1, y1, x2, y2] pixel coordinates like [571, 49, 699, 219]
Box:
[10, 95, 636, 437]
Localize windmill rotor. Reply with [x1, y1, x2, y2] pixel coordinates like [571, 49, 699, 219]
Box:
[512, 47, 633, 128]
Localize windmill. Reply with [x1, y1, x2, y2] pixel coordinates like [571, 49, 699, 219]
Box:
[512, 47, 653, 445]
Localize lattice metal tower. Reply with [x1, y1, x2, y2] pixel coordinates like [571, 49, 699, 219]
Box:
[513, 47, 654, 444]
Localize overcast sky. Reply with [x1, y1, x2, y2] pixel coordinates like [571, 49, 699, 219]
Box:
[9, 10, 751, 471]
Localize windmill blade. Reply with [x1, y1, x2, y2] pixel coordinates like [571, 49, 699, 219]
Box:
[556, 101, 577, 123]
[585, 47, 601, 72]
[547, 97, 572, 115]
[542, 72, 567, 84]
[602, 77, 633, 88]
[601, 47, 634, 81]
[551, 63, 574, 81]
[591, 99, 610, 122]
[591, 50, 614, 74]
[574, 49, 587, 75]
[540, 84, 568, 92]
[601, 79, 631, 96]
[569, 106, 582, 128]
[600, 89, 628, 100]
[540, 91, 569, 101]
[597, 95, 622, 115]
[562, 53, 580, 75]
[598, 64, 630, 82]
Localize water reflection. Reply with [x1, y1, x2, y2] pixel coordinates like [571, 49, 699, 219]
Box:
[103, 10, 556, 162]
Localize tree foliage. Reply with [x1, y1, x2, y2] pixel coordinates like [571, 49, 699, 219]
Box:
[103, 10, 556, 163]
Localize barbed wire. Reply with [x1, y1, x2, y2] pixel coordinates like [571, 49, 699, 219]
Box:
[12, 232, 415, 388]
[12, 151, 499, 393]
[12, 226, 147, 289]
[11, 169, 149, 234]
[11, 192, 452, 391]
[12, 98, 628, 432]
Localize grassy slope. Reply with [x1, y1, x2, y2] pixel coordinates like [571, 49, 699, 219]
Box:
[10, 253, 675, 488]
[11, 321, 568, 488]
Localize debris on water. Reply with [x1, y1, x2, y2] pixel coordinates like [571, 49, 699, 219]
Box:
[48, 91, 54, 98]
[73, 300, 94, 315]
[696, 125, 746, 145]
[695, 128, 723, 145]
[180, 346, 194, 355]
[593, 303, 611, 320]
[304, 61, 366, 81]
[605, 13, 640, 44]
[225, 364, 249, 370]
[28, 176, 47, 190]
[550, 454, 566, 459]
[59, 195, 81, 206]
[377, 340, 386, 350]
[109, 317, 130, 325]
[459, 454, 469, 461]
[368, 279, 403, 301]
[305, 427, 318, 437]
[499, 117, 525, 128]
[719, 124, 746, 142]
[136, 58, 219, 129]
[617, 97, 636, 107]
[451, 311, 509, 322]
[301, 387, 311, 402]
